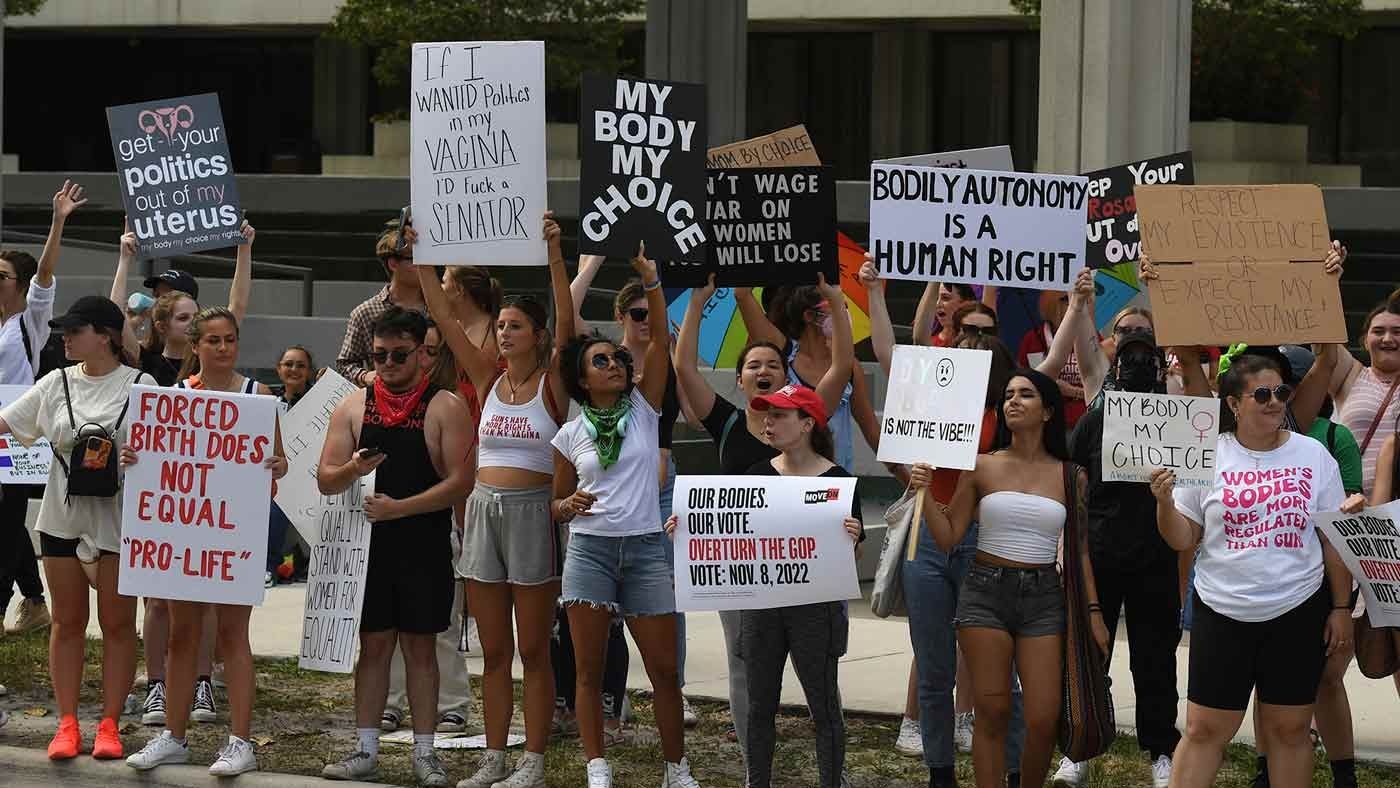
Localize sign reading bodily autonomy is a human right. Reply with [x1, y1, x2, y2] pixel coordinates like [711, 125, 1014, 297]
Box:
[1101, 391, 1218, 487]
[107, 93, 243, 259]
[869, 164, 1088, 291]
[1316, 501, 1400, 628]
[877, 346, 992, 469]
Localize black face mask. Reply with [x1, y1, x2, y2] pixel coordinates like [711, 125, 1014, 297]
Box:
[1115, 351, 1161, 393]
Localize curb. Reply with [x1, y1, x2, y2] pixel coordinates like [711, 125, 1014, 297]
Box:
[0, 744, 381, 787]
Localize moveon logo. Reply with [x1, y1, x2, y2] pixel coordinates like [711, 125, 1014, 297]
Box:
[804, 488, 841, 504]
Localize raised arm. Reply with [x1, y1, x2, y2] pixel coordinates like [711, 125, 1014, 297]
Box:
[1038, 269, 1093, 378]
[912, 282, 939, 346]
[544, 213, 576, 415]
[112, 223, 143, 361]
[860, 255, 894, 375]
[632, 244, 669, 410]
[228, 218, 254, 324]
[408, 228, 499, 391]
[36, 180, 86, 289]
[815, 273, 854, 418]
[570, 254, 605, 333]
[734, 287, 785, 347]
[676, 276, 719, 420]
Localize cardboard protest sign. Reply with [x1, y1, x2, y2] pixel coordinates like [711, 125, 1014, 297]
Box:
[1083, 152, 1193, 269]
[877, 346, 992, 469]
[673, 475, 860, 611]
[274, 370, 359, 545]
[107, 93, 242, 259]
[410, 41, 547, 267]
[1136, 184, 1346, 346]
[706, 124, 820, 168]
[1316, 501, 1400, 628]
[579, 75, 707, 263]
[1101, 391, 1218, 486]
[878, 145, 1014, 171]
[869, 164, 1089, 291]
[119, 385, 276, 606]
[663, 167, 836, 288]
[300, 473, 374, 673]
[0, 385, 52, 484]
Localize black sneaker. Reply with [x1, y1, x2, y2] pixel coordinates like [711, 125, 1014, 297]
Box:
[191, 677, 218, 723]
[140, 680, 167, 726]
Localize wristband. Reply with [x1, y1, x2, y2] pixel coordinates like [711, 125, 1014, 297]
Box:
[643, 278, 661, 292]
[1087, 602, 1102, 612]
[1333, 604, 1351, 610]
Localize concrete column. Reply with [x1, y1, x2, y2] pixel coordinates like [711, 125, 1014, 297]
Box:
[645, 0, 747, 147]
[313, 38, 369, 156]
[870, 30, 932, 161]
[1036, 0, 1190, 173]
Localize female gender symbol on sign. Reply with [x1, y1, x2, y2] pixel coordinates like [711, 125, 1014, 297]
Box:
[1191, 410, 1216, 442]
[936, 358, 955, 387]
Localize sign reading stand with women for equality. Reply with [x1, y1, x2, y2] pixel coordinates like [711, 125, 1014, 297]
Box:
[877, 346, 992, 470]
[673, 475, 859, 612]
[300, 473, 374, 673]
[119, 385, 277, 606]
[1316, 501, 1400, 628]
[1100, 391, 1218, 487]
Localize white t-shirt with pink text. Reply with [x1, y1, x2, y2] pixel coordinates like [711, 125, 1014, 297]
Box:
[1174, 431, 1345, 623]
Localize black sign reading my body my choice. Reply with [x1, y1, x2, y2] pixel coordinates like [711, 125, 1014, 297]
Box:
[578, 75, 707, 264]
[664, 166, 837, 287]
[107, 93, 243, 259]
[1083, 151, 1193, 269]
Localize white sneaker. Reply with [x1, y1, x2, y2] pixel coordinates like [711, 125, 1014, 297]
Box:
[458, 750, 510, 788]
[1052, 756, 1087, 787]
[895, 716, 923, 757]
[126, 730, 190, 770]
[682, 696, 699, 728]
[0, 709, 9, 729]
[415, 751, 451, 787]
[209, 736, 258, 776]
[1151, 755, 1172, 788]
[587, 757, 613, 788]
[322, 751, 380, 781]
[660, 756, 701, 788]
[953, 712, 974, 753]
[491, 752, 545, 788]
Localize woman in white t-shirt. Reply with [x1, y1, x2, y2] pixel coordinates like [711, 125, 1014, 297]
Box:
[551, 244, 699, 788]
[1150, 352, 1363, 788]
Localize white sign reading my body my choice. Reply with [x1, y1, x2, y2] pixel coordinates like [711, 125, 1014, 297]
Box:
[877, 346, 992, 470]
[274, 370, 359, 545]
[1101, 391, 1219, 487]
[673, 475, 860, 612]
[0, 384, 52, 484]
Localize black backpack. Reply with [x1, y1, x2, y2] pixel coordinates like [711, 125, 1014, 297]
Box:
[52, 368, 143, 502]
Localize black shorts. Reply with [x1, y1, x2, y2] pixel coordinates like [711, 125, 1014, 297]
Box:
[1188, 585, 1328, 710]
[38, 533, 116, 559]
[361, 517, 454, 634]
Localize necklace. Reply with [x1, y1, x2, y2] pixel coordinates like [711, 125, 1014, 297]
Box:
[1234, 431, 1284, 469]
[505, 364, 540, 404]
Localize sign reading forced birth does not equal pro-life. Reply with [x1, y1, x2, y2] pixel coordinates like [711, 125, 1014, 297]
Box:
[673, 475, 860, 612]
[410, 41, 547, 267]
[868, 164, 1089, 292]
[119, 385, 277, 607]
[877, 346, 993, 470]
[578, 75, 707, 263]
[1136, 184, 1346, 347]
[107, 93, 243, 259]
[300, 473, 374, 673]
[1082, 151, 1194, 270]
[1101, 391, 1218, 487]
[1315, 501, 1400, 628]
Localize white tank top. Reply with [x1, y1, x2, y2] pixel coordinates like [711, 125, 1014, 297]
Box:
[477, 371, 559, 474]
[976, 491, 1065, 565]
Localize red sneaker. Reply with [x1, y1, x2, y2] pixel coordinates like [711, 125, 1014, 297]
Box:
[92, 717, 123, 759]
[47, 715, 80, 760]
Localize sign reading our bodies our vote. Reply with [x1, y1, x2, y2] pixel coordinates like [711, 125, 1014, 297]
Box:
[579, 75, 707, 263]
[1083, 151, 1193, 269]
[877, 346, 992, 469]
[673, 475, 859, 612]
[0, 385, 52, 484]
[274, 370, 358, 545]
[107, 93, 243, 259]
[120, 385, 276, 606]
[300, 473, 374, 673]
[1101, 391, 1218, 487]
[410, 41, 546, 266]
[869, 164, 1089, 291]
[1316, 501, 1400, 628]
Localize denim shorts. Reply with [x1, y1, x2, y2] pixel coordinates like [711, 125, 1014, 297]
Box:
[953, 561, 1066, 637]
[561, 531, 676, 617]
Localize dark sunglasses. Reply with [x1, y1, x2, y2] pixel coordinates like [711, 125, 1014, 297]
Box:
[369, 346, 421, 365]
[626, 307, 649, 323]
[590, 348, 633, 370]
[1249, 384, 1294, 404]
[960, 324, 996, 337]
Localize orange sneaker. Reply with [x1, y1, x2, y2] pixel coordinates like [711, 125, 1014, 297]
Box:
[92, 717, 123, 759]
[47, 715, 80, 760]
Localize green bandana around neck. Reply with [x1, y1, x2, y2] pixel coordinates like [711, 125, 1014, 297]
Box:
[582, 396, 633, 470]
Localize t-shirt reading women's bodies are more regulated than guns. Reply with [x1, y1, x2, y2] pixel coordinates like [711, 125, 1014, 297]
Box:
[1173, 431, 1345, 623]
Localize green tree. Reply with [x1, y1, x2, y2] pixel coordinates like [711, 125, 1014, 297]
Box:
[7, 0, 48, 15]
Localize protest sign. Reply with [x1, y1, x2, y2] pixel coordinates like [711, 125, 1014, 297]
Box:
[107, 93, 242, 259]
[869, 163, 1088, 291]
[673, 475, 860, 611]
[274, 370, 358, 545]
[706, 124, 820, 168]
[1101, 391, 1218, 487]
[1316, 501, 1400, 628]
[578, 75, 707, 263]
[119, 385, 276, 606]
[410, 41, 547, 267]
[0, 385, 51, 484]
[1083, 151, 1194, 269]
[300, 473, 374, 673]
[878, 145, 1014, 171]
[877, 346, 992, 469]
[1136, 184, 1346, 346]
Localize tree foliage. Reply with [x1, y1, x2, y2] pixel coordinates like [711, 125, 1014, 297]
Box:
[7, 0, 48, 16]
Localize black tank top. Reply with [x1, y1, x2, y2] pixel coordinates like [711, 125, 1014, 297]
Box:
[359, 383, 449, 527]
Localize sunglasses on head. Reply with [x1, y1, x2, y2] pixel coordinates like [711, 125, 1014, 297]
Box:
[590, 348, 633, 370]
[1248, 384, 1294, 404]
[369, 346, 420, 365]
[627, 307, 649, 323]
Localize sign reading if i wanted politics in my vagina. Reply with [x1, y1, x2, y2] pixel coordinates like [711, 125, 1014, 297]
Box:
[120, 385, 277, 606]
[869, 163, 1088, 291]
[1101, 391, 1219, 487]
[673, 475, 859, 612]
[877, 346, 992, 470]
[410, 41, 547, 267]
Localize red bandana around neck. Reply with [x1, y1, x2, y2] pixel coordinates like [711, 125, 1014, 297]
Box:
[373, 374, 431, 427]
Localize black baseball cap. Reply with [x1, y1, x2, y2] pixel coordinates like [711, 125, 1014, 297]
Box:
[1115, 327, 1157, 355]
[49, 295, 125, 333]
[144, 269, 199, 300]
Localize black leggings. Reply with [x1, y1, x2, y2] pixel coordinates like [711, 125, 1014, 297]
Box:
[552, 605, 630, 719]
[0, 485, 43, 609]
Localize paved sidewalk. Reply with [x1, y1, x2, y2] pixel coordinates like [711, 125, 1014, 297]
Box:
[0, 744, 379, 787]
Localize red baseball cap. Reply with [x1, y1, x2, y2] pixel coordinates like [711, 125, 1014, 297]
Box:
[750, 384, 828, 429]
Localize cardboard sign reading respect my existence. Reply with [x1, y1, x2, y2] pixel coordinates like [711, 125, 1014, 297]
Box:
[1083, 151, 1194, 269]
[1136, 184, 1346, 346]
[274, 370, 359, 545]
[300, 473, 374, 673]
[0, 385, 52, 484]
[877, 346, 993, 470]
[410, 41, 547, 266]
[1316, 501, 1400, 628]
[120, 385, 277, 606]
[107, 93, 243, 259]
[1101, 391, 1218, 487]
[706, 124, 819, 168]
[578, 75, 707, 263]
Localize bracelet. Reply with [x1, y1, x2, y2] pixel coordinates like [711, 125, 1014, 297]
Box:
[1333, 604, 1351, 610]
[643, 278, 661, 292]
[1087, 602, 1102, 612]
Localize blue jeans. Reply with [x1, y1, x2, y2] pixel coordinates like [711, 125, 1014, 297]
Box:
[903, 522, 1026, 771]
[561, 531, 676, 617]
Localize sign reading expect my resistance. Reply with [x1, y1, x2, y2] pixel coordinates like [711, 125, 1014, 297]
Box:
[1101, 391, 1218, 487]
[673, 475, 859, 612]
[300, 473, 374, 673]
[877, 346, 992, 470]
[1316, 501, 1400, 628]
[869, 164, 1089, 291]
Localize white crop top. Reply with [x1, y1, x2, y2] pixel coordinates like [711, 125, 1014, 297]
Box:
[477, 372, 559, 474]
[976, 491, 1066, 565]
